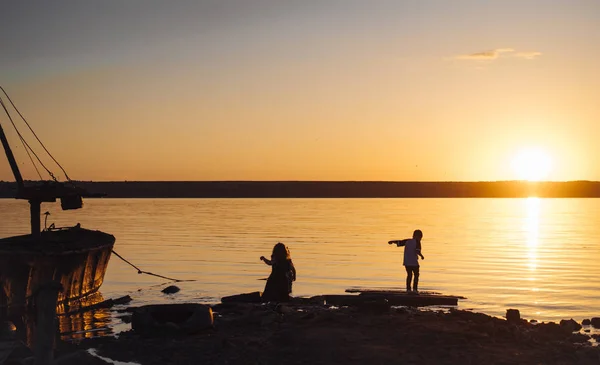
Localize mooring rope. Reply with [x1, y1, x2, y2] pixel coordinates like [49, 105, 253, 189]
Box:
[111, 250, 196, 283]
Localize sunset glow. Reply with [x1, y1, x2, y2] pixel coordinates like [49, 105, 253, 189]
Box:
[0, 2, 599, 182]
[511, 148, 553, 181]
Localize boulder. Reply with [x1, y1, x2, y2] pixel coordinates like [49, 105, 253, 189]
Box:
[590, 317, 600, 328]
[560, 318, 582, 332]
[306, 295, 326, 305]
[581, 319, 591, 326]
[276, 304, 295, 315]
[132, 303, 213, 335]
[221, 292, 262, 303]
[211, 302, 256, 315]
[533, 322, 570, 341]
[576, 347, 600, 365]
[260, 313, 281, 327]
[568, 333, 589, 343]
[161, 285, 180, 294]
[112, 295, 133, 305]
[357, 298, 391, 314]
[505, 309, 520, 323]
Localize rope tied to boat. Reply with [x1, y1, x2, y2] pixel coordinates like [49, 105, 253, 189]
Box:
[111, 250, 195, 283]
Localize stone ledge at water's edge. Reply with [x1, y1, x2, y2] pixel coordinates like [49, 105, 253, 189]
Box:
[61, 302, 600, 365]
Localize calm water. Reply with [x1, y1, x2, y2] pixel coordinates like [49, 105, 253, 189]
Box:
[1, 198, 599, 324]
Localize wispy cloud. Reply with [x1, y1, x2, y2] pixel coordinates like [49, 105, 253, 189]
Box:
[454, 48, 542, 61]
[514, 51, 542, 60]
[456, 48, 515, 60]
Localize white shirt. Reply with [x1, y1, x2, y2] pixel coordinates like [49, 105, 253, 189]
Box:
[402, 239, 420, 267]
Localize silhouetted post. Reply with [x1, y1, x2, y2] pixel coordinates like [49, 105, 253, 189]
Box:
[30, 200, 41, 238]
[34, 281, 62, 365]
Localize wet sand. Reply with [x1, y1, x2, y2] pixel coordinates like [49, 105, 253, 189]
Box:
[62, 302, 600, 365]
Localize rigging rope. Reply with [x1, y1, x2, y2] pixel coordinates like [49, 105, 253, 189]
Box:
[21, 135, 43, 180]
[111, 250, 196, 283]
[0, 97, 42, 179]
[0, 96, 57, 181]
[0, 86, 71, 182]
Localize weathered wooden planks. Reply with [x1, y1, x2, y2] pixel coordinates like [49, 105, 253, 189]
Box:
[346, 287, 466, 299]
[323, 293, 460, 307]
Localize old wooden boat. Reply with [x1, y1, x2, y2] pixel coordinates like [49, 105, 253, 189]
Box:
[0, 86, 115, 316]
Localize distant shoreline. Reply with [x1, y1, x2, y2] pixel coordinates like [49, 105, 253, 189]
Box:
[1, 181, 599, 198]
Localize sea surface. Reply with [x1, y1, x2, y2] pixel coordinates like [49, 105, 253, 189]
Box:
[1, 198, 599, 329]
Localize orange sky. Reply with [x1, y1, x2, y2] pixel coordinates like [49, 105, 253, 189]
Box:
[1, 1, 599, 182]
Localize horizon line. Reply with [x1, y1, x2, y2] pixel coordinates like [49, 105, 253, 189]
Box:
[2, 179, 599, 184]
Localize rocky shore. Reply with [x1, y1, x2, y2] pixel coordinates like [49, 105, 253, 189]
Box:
[55, 300, 600, 365]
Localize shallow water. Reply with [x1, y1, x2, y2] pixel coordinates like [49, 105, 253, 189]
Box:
[1, 198, 599, 326]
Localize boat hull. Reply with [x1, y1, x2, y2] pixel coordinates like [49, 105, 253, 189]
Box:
[0, 227, 115, 315]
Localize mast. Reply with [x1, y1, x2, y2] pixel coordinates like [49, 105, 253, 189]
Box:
[1, 116, 41, 237]
[0, 120, 25, 191]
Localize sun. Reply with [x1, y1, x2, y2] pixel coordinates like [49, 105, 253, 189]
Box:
[511, 148, 552, 181]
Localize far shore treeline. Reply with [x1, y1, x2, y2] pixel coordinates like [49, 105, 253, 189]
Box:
[0, 181, 599, 198]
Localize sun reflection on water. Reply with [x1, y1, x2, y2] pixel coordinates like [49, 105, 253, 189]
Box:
[525, 197, 540, 273]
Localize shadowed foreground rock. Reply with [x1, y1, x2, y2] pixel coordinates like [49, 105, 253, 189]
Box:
[63, 304, 600, 365]
[131, 304, 213, 335]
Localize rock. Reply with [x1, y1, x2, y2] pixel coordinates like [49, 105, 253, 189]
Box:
[529, 319, 538, 324]
[221, 292, 262, 303]
[568, 333, 589, 343]
[307, 295, 326, 305]
[52, 350, 110, 365]
[260, 313, 282, 327]
[312, 311, 335, 324]
[132, 303, 213, 335]
[112, 295, 133, 305]
[590, 317, 600, 328]
[271, 329, 296, 347]
[582, 319, 591, 326]
[495, 325, 510, 338]
[560, 318, 582, 332]
[301, 312, 316, 320]
[506, 309, 520, 323]
[161, 285, 180, 294]
[533, 322, 570, 341]
[357, 298, 391, 314]
[211, 302, 256, 315]
[276, 304, 295, 315]
[576, 347, 600, 365]
[476, 321, 495, 336]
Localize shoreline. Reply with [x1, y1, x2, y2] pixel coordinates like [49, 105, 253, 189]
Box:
[57, 299, 599, 365]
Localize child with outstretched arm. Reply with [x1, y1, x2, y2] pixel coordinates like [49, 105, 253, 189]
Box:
[388, 229, 424, 293]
